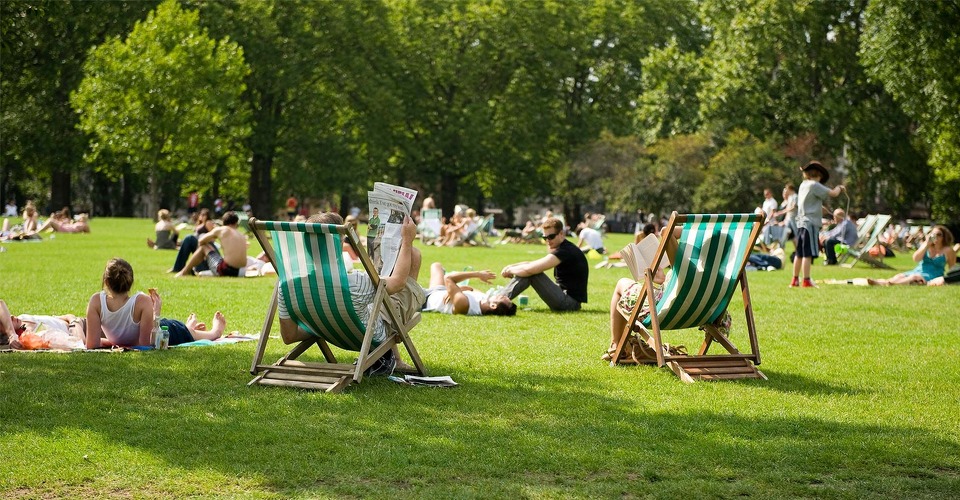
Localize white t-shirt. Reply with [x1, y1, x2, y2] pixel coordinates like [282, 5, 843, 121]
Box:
[423, 287, 483, 315]
[578, 227, 604, 251]
[762, 197, 778, 219]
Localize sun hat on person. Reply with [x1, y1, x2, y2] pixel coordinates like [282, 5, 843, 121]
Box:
[800, 161, 830, 184]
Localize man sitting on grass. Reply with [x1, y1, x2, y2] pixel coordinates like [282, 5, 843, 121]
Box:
[497, 216, 588, 311]
[175, 211, 247, 277]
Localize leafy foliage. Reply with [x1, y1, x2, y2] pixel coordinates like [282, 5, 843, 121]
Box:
[71, 0, 250, 215]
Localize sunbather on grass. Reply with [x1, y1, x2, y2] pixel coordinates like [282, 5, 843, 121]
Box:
[86, 258, 225, 349]
[868, 226, 956, 286]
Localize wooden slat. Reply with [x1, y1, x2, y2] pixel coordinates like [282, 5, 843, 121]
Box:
[261, 371, 347, 385]
[695, 371, 765, 380]
[254, 364, 353, 378]
[669, 354, 755, 363]
[274, 360, 357, 373]
[684, 365, 758, 375]
[672, 359, 756, 368]
[256, 378, 336, 391]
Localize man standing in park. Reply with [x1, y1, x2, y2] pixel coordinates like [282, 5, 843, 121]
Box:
[175, 211, 248, 277]
[498, 217, 588, 311]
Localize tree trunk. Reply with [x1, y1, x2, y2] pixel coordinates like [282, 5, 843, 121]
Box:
[249, 151, 273, 218]
[147, 171, 160, 219]
[440, 171, 459, 217]
[50, 168, 71, 214]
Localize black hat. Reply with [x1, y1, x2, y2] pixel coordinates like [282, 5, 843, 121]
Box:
[801, 161, 829, 184]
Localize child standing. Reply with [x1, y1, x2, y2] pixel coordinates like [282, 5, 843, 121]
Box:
[792, 161, 844, 288]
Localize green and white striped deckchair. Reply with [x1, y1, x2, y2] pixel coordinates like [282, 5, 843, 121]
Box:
[247, 218, 425, 392]
[841, 214, 893, 269]
[613, 212, 766, 383]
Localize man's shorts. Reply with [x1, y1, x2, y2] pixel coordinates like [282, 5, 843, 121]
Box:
[203, 248, 240, 277]
[795, 226, 819, 258]
[388, 277, 426, 325]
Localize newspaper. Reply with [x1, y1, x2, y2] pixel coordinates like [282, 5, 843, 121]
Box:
[367, 182, 418, 276]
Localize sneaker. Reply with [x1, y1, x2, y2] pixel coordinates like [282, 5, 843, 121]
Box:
[365, 350, 396, 377]
[789, 277, 800, 288]
[801, 279, 818, 288]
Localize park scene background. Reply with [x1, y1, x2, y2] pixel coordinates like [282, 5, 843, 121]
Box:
[1, 0, 958, 228]
[2, 0, 960, 498]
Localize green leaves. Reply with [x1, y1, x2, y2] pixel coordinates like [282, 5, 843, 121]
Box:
[71, 0, 250, 213]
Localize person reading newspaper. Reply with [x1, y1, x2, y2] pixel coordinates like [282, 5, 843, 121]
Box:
[367, 182, 418, 276]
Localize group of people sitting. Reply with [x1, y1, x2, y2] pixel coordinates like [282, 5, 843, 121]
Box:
[1, 202, 89, 241]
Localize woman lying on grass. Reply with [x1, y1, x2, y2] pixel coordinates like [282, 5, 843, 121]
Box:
[868, 226, 956, 286]
[85, 258, 226, 348]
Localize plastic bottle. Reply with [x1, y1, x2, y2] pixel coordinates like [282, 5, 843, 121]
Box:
[159, 326, 170, 349]
[152, 318, 162, 349]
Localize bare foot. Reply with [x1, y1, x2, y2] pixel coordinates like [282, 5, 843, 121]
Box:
[191, 311, 225, 340]
[184, 313, 199, 331]
[148, 288, 162, 317]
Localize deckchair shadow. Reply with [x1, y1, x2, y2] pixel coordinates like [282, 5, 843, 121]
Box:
[612, 212, 766, 383]
[247, 219, 425, 392]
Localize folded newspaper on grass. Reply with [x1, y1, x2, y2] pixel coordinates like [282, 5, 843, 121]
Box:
[388, 375, 459, 387]
[367, 182, 417, 276]
[619, 236, 669, 282]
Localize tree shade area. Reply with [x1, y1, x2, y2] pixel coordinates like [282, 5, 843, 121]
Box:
[1, 0, 957, 224]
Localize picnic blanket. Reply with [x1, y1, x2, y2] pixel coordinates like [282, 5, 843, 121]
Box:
[1, 333, 257, 353]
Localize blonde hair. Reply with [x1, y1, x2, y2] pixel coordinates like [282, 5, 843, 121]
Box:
[157, 209, 171, 222]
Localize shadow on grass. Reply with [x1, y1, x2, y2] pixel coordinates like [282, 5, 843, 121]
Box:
[2, 350, 957, 497]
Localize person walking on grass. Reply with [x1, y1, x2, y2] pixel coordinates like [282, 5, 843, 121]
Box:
[791, 161, 845, 288]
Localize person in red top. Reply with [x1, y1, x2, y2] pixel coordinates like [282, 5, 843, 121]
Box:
[285, 194, 298, 221]
[187, 190, 199, 215]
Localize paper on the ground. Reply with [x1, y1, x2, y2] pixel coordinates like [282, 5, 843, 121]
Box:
[620, 236, 667, 282]
[388, 375, 458, 387]
[367, 182, 417, 276]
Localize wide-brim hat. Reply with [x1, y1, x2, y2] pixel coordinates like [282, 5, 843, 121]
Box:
[801, 161, 829, 184]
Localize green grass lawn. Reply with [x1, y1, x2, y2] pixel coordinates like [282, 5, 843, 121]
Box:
[2, 217, 959, 498]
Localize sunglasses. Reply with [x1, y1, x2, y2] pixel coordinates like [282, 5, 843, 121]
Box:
[542, 232, 561, 241]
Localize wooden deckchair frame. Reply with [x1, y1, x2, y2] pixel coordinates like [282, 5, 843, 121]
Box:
[611, 212, 766, 383]
[841, 214, 892, 269]
[247, 218, 425, 392]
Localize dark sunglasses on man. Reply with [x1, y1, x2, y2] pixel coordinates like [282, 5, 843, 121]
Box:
[542, 232, 561, 241]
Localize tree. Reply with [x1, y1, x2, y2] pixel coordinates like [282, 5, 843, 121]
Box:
[71, 0, 250, 216]
[693, 130, 793, 213]
[861, 0, 960, 221]
[0, 0, 158, 211]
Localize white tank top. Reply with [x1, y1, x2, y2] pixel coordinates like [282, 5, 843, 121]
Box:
[99, 291, 144, 346]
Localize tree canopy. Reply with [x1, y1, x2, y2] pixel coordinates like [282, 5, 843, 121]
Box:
[2, 0, 956, 225]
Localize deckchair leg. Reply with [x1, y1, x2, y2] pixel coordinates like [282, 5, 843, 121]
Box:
[315, 338, 338, 363]
[283, 338, 317, 362]
[740, 271, 761, 365]
[251, 285, 280, 375]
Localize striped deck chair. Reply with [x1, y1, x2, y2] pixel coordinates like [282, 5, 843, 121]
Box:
[247, 219, 425, 392]
[612, 212, 766, 383]
[841, 214, 893, 269]
[836, 214, 877, 266]
[419, 209, 442, 245]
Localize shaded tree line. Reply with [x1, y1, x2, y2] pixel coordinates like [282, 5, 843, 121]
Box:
[1, 0, 956, 224]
